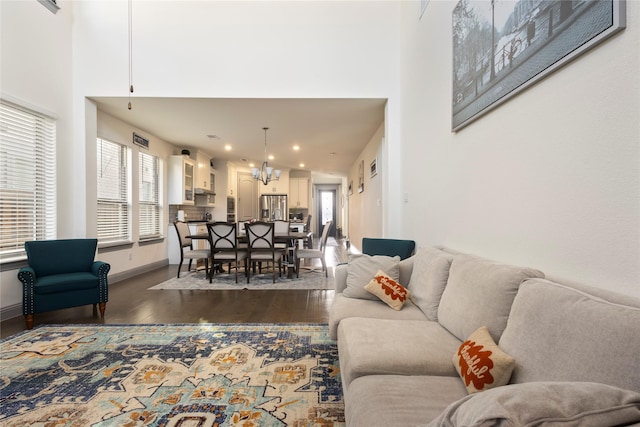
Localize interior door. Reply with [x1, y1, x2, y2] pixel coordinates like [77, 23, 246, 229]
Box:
[237, 172, 258, 221]
[318, 190, 337, 238]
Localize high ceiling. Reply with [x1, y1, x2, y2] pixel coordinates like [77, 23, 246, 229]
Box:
[91, 97, 387, 177]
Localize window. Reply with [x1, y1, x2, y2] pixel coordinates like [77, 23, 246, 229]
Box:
[97, 138, 131, 245]
[139, 151, 162, 240]
[0, 101, 56, 262]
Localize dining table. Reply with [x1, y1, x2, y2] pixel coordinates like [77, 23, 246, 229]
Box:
[186, 229, 312, 278]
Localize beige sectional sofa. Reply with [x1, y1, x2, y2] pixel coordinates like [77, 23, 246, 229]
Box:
[330, 247, 640, 426]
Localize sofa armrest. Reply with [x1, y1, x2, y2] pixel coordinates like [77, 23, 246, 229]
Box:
[92, 261, 111, 278]
[92, 261, 111, 303]
[335, 264, 348, 293]
[17, 267, 36, 315]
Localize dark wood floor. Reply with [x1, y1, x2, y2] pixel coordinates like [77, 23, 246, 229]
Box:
[1, 238, 350, 339]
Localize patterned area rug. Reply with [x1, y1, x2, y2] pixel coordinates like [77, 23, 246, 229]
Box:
[149, 268, 335, 291]
[0, 323, 344, 426]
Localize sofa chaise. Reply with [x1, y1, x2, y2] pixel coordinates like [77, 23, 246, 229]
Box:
[330, 247, 640, 426]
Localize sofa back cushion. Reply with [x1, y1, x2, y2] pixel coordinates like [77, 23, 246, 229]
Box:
[499, 278, 640, 392]
[437, 255, 544, 342]
[407, 247, 453, 321]
[25, 239, 97, 277]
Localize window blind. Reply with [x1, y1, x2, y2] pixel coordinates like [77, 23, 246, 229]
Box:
[139, 151, 162, 240]
[0, 101, 56, 262]
[97, 138, 130, 244]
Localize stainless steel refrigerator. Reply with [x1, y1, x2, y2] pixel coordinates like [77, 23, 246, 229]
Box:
[260, 194, 288, 221]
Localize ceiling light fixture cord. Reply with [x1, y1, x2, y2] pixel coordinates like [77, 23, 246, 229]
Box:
[128, 0, 133, 110]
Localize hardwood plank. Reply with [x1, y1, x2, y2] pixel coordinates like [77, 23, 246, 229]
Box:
[1, 238, 349, 339]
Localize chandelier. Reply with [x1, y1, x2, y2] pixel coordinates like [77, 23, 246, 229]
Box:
[252, 127, 281, 185]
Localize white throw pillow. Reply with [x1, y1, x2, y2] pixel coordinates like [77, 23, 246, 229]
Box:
[343, 254, 400, 300]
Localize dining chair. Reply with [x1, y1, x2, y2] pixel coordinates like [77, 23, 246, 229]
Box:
[295, 220, 333, 277]
[173, 221, 211, 278]
[207, 222, 247, 283]
[244, 221, 284, 283]
[303, 214, 313, 248]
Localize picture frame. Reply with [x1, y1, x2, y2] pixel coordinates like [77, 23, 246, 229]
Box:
[370, 157, 378, 178]
[452, 0, 626, 131]
[419, 0, 430, 19]
[133, 132, 149, 149]
[358, 160, 364, 193]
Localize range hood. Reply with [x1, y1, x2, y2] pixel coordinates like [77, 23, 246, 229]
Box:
[194, 188, 216, 195]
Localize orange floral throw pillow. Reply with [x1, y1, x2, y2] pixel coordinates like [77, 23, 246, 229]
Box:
[364, 269, 410, 310]
[453, 326, 515, 394]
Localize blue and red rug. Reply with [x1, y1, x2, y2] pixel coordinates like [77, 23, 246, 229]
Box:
[0, 323, 344, 426]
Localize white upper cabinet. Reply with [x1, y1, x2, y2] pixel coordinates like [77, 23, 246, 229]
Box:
[290, 177, 309, 209]
[168, 155, 196, 205]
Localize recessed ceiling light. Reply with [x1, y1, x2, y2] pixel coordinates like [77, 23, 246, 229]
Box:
[249, 162, 255, 168]
[268, 155, 274, 161]
[299, 163, 305, 168]
[330, 152, 337, 156]
[224, 144, 232, 151]
[293, 145, 300, 151]
[207, 134, 220, 139]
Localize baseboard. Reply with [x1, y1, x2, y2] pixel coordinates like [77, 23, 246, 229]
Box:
[0, 259, 169, 322]
[1, 303, 22, 322]
[108, 259, 169, 284]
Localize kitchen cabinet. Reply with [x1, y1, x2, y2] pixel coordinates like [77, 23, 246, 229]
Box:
[168, 155, 196, 205]
[194, 151, 216, 206]
[290, 177, 309, 209]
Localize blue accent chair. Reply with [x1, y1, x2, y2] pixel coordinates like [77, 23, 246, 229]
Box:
[17, 239, 110, 329]
[362, 238, 416, 260]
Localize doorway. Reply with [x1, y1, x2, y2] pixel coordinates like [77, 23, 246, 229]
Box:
[237, 172, 258, 221]
[318, 189, 337, 238]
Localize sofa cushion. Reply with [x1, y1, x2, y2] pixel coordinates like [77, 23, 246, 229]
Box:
[424, 382, 640, 427]
[25, 239, 98, 276]
[407, 247, 453, 321]
[346, 375, 468, 427]
[437, 255, 544, 342]
[338, 318, 461, 389]
[328, 293, 426, 340]
[453, 326, 515, 394]
[343, 254, 400, 300]
[499, 278, 640, 392]
[364, 269, 410, 310]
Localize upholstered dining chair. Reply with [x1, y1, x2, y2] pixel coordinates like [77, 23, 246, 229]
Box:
[17, 238, 110, 329]
[207, 222, 247, 284]
[295, 220, 333, 277]
[303, 214, 313, 248]
[173, 220, 211, 278]
[244, 221, 284, 283]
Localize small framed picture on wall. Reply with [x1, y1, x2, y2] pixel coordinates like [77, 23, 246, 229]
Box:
[370, 157, 378, 178]
[358, 160, 364, 193]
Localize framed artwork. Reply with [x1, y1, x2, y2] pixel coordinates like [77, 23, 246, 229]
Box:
[452, 0, 626, 131]
[419, 0, 430, 19]
[358, 160, 364, 193]
[133, 132, 149, 149]
[370, 157, 378, 178]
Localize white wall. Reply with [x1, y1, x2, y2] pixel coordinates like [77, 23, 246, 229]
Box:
[398, 1, 639, 296]
[348, 123, 385, 250]
[0, 0, 74, 314]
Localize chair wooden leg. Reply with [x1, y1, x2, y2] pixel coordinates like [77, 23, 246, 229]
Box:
[296, 258, 301, 278]
[177, 260, 183, 278]
[99, 302, 106, 317]
[322, 258, 328, 277]
[25, 314, 34, 330]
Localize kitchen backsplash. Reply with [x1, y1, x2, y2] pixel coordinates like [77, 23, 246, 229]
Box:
[168, 205, 212, 222]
